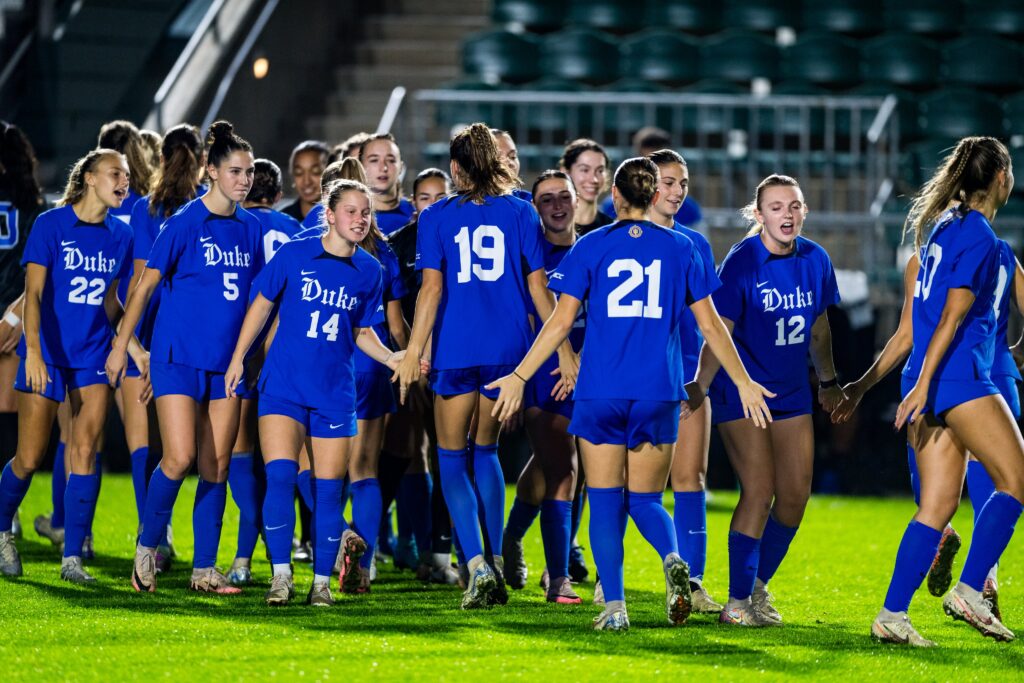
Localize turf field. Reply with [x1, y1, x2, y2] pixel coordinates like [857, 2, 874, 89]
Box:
[1, 475, 1021, 681]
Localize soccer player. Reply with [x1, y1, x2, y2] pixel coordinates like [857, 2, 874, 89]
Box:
[279, 140, 329, 223]
[491, 129, 531, 202]
[358, 134, 413, 236]
[691, 174, 843, 627]
[559, 139, 612, 235]
[875, 137, 1023, 646]
[98, 120, 154, 223]
[0, 149, 139, 580]
[394, 123, 577, 609]
[500, 170, 585, 605]
[109, 121, 263, 595]
[488, 157, 772, 631]
[225, 179, 402, 607]
[645, 149, 722, 614]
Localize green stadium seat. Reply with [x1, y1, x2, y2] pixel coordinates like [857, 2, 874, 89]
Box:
[677, 79, 749, 139]
[847, 83, 922, 142]
[756, 81, 829, 138]
[919, 88, 1006, 140]
[492, 0, 567, 32]
[802, 0, 883, 36]
[596, 80, 671, 140]
[783, 33, 861, 87]
[541, 28, 620, 85]
[884, 0, 963, 36]
[722, 0, 799, 31]
[622, 30, 700, 87]
[434, 79, 511, 131]
[644, 0, 722, 34]
[902, 138, 960, 188]
[943, 34, 1024, 90]
[965, 0, 1024, 38]
[861, 34, 941, 89]
[700, 30, 781, 83]
[519, 77, 591, 134]
[462, 30, 542, 84]
[567, 0, 646, 34]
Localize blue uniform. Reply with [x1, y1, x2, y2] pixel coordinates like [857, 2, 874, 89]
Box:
[108, 188, 143, 225]
[15, 206, 133, 401]
[675, 222, 715, 381]
[249, 206, 304, 263]
[416, 193, 545, 397]
[992, 240, 1021, 418]
[354, 239, 407, 420]
[255, 237, 384, 437]
[146, 198, 264, 401]
[550, 220, 719, 447]
[709, 234, 840, 424]
[376, 198, 414, 237]
[301, 204, 324, 231]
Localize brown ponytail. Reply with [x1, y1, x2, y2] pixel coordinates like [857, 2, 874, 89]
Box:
[150, 124, 204, 218]
[58, 149, 122, 207]
[98, 120, 153, 196]
[450, 123, 517, 204]
[612, 157, 659, 210]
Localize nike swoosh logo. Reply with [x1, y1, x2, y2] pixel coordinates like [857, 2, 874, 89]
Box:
[301, 270, 315, 275]
[200, 236, 213, 243]
[329, 424, 344, 429]
[687, 530, 705, 535]
[327, 536, 341, 542]
[756, 281, 769, 287]
[266, 523, 287, 531]
[61, 240, 75, 246]
[96, 370, 106, 376]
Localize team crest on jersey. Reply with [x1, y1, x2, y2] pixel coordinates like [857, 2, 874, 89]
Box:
[62, 242, 118, 273]
[301, 276, 359, 311]
[759, 282, 814, 313]
[628, 224, 643, 238]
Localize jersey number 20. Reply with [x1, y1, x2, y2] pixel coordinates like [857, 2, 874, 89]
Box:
[454, 225, 505, 283]
[607, 259, 663, 319]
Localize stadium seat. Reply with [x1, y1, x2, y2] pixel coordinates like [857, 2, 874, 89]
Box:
[462, 30, 542, 84]
[783, 33, 861, 88]
[883, 0, 963, 36]
[902, 138, 960, 188]
[597, 79, 671, 140]
[755, 81, 829, 139]
[644, 0, 722, 34]
[861, 34, 941, 89]
[519, 77, 591, 134]
[943, 34, 1024, 91]
[492, 0, 567, 32]
[965, 0, 1024, 38]
[700, 30, 781, 83]
[802, 0, 884, 36]
[541, 28, 620, 85]
[722, 0, 799, 31]
[621, 30, 700, 87]
[919, 88, 1006, 140]
[567, 0, 646, 34]
[676, 79, 749, 140]
[434, 79, 511, 131]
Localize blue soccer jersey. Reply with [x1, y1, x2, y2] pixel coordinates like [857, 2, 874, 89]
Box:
[147, 198, 264, 372]
[256, 237, 384, 411]
[992, 240, 1020, 381]
[353, 239, 407, 374]
[549, 220, 719, 401]
[301, 204, 325, 230]
[18, 205, 133, 368]
[416, 193, 545, 370]
[248, 206, 304, 263]
[904, 209, 1000, 383]
[108, 188, 143, 225]
[709, 234, 840, 412]
[376, 198, 414, 237]
[675, 222, 715, 381]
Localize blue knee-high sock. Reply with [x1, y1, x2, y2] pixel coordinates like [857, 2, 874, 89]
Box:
[85, 452, 102, 537]
[0, 461, 31, 532]
[587, 487, 627, 603]
[313, 477, 345, 578]
[130, 447, 150, 525]
[139, 466, 183, 548]
[438, 447, 483, 560]
[505, 498, 541, 541]
[673, 490, 707, 580]
[452, 528, 467, 565]
[960, 492, 1023, 591]
[756, 514, 799, 585]
[192, 479, 227, 569]
[472, 443, 505, 556]
[228, 452, 262, 560]
[627, 490, 678, 560]
[398, 472, 432, 552]
[966, 460, 997, 527]
[351, 478, 383, 570]
[51, 442, 66, 528]
[540, 499, 571, 579]
[63, 473, 99, 558]
[728, 531, 761, 601]
[297, 470, 313, 510]
[142, 449, 168, 547]
[341, 476, 351, 517]
[570, 490, 585, 544]
[907, 444, 920, 506]
[263, 460, 298, 565]
[883, 520, 943, 613]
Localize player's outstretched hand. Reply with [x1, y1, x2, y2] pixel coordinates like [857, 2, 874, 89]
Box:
[224, 358, 245, 399]
[25, 351, 50, 395]
[393, 352, 423, 405]
[679, 381, 706, 421]
[384, 349, 407, 372]
[830, 382, 863, 424]
[485, 373, 526, 423]
[895, 383, 927, 431]
[104, 348, 126, 389]
[739, 379, 775, 429]
[554, 348, 579, 399]
[818, 384, 846, 414]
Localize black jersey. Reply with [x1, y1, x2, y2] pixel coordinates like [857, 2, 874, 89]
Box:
[386, 218, 419, 325]
[0, 185, 43, 309]
[576, 209, 613, 236]
[279, 198, 306, 222]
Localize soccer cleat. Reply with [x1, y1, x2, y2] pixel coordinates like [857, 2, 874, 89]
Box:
[690, 581, 724, 614]
[943, 583, 1015, 642]
[927, 526, 961, 597]
[487, 559, 509, 606]
[502, 535, 528, 590]
[189, 568, 243, 595]
[338, 529, 367, 594]
[293, 540, 313, 563]
[34, 514, 64, 546]
[427, 554, 459, 585]
[461, 563, 497, 610]
[131, 546, 156, 592]
[593, 606, 629, 632]
[60, 556, 96, 583]
[871, 611, 936, 647]
[720, 597, 771, 627]
[307, 582, 336, 607]
[593, 578, 605, 605]
[664, 553, 693, 625]
[983, 577, 1001, 622]
[11, 509, 21, 538]
[82, 535, 95, 561]
[539, 567, 550, 591]
[393, 536, 420, 571]
[227, 560, 253, 586]
[265, 573, 295, 606]
[0, 531, 23, 577]
[751, 581, 782, 625]
[154, 545, 172, 574]
[547, 575, 582, 604]
[569, 545, 589, 583]
[369, 556, 377, 582]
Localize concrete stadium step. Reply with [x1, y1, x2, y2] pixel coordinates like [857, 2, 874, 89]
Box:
[356, 39, 461, 68]
[307, 116, 385, 144]
[325, 95, 394, 119]
[333, 64, 460, 92]
[382, 0, 488, 15]
[366, 15, 486, 42]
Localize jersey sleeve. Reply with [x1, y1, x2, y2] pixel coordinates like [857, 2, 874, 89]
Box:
[415, 205, 443, 272]
[948, 222, 998, 294]
[818, 252, 841, 315]
[146, 220, 186, 276]
[356, 268, 386, 328]
[547, 238, 590, 302]
[254, 244, 289, 303]
[131, 199, 156, 261]
[116, 232, 134, 281]
[710, 249, 746, 322]
[20, 215, 54, 268]
[519, 202, 545, 273]
[383, 246, 407, 301]
[685, 241, 721, 305]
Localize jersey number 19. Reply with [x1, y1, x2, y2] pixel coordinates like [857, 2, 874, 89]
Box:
[455, 225, 505, 283]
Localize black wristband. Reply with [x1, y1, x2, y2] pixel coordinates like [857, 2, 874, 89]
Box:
[513, 371, 527, 383]
[819, 376, 839, 389]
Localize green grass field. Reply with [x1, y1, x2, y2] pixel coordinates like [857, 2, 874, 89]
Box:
[1, 475, 1022, 681]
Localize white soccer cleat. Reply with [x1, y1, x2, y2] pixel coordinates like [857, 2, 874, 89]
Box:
[663, 553, 692, 625]
[943, 583, 1015, 642]
[34, 514, 64, 546]
[720, 597, 773, 627]
[60, 556, 96, 583]
[0, 531, 23, 577]
[265, 572, 295, 606]
[751, 580, 782, 625]
[593, 606, 629, 632]
[871, 611, 936, 647]
[690, 580, 724, 614]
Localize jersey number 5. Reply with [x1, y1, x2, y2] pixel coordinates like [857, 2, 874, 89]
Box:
[606, 259, 663, 319]
[454, 225, 505, 283]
